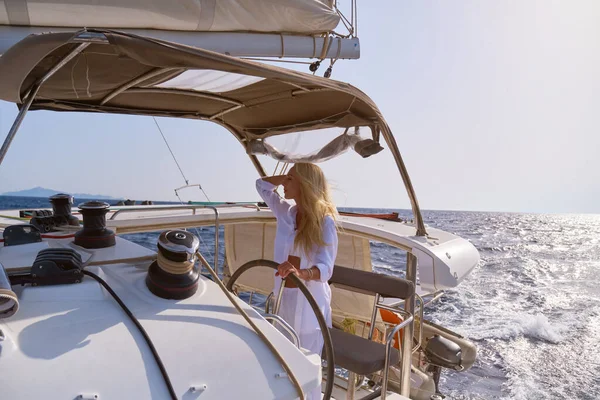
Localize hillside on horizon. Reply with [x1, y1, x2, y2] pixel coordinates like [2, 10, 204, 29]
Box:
[1, 186, 119, 200]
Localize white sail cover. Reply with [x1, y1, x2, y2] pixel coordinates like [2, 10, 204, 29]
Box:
[0, 0, 340, 34]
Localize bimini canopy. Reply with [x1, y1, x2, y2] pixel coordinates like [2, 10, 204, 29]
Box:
[0, 0, 339, 34]
[0, 29, 384, 140]
[0, 29, 427, 236]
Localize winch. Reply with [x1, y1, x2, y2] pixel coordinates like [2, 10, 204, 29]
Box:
[73, 201, 115, 249]
[146, 230, 200, 300]
[29, 193, 80, 233]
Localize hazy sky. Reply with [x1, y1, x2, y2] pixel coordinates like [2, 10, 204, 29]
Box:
[1, 1, 599, 213]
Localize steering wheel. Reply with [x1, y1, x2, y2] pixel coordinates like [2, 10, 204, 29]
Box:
[226, 259, 335, 400]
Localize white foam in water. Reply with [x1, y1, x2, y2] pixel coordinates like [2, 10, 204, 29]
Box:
[517, 313, 565, 344]
[462, 312, 566, 344]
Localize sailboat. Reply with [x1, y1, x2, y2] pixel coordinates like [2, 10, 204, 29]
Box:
[0, 2, 480, 399]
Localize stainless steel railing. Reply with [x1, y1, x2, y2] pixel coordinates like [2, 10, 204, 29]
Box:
[108, 203, 259, 280]
[263, 314, 300, 348]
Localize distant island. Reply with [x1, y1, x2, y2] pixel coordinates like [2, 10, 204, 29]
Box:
[1, 186, 119, 200]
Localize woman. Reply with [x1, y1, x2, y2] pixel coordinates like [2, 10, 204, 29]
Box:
[256, 163, 338, 399]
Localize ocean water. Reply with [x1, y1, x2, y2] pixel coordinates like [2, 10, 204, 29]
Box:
[1, 196, 599, 400]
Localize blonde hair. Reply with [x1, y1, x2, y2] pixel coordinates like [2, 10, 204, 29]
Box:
[293, 163, 338, 258]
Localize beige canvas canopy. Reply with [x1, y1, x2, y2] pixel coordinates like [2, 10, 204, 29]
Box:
[0, 30, 382, 137]
[0, 29, 427, 235]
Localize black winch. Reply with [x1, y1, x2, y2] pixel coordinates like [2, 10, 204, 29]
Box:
[146, 230, 200, 300]
[49, 193, 80, 226]
[29, 193, 80, 233]
[73, 201, 116, 249]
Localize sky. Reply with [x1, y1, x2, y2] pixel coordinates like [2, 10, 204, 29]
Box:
[1, 1, 599, 214]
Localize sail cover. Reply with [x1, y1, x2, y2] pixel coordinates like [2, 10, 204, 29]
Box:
[0, 0, 340, 34]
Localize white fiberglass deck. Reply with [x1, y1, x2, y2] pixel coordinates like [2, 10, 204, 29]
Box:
[0, 238, 321, 399]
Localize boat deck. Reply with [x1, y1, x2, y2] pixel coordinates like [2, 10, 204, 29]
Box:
[0, 236, 322, 399]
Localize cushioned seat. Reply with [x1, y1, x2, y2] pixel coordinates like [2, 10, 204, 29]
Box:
[329, 328, 400, 376]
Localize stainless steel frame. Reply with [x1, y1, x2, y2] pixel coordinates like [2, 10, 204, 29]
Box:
[400, 253, 417, 396]
[107, 203, 259, 270]
[413, 293, 424, 353]
[108, 203, 259, 220]
[274, 278, 286, 316]
[263, 314, 300, 348]
[0, 41, 92, 166]
[110, 204, 224, 272]
[265, 292, 274, 314]
[248, 120, 428, 236]
[362, 291, 414, 400]
[381, 315, 414, 400]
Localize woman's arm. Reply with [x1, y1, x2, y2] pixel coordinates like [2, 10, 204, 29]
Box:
[255, 176, 291, 218]
[275, 216, 338, 282]
[276, 262, 321, 281]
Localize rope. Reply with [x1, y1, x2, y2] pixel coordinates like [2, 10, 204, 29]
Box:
[156, 252, 194, 275]
[153, 117, 189, 185]
[0, 214, 29, 221]
[196, 251, 305, 400]
[82, 270, 178, 400]
[335, 8, 354, 35]
[319, 35, 331, 60]
[0, 288, 19, 319]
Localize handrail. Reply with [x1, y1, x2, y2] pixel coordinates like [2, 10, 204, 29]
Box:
[388, 291, 444, 308]
[422, 291, 445, 307]
[413, 293, 424, 353]
[108, 203, 259, 220]
[109, 205, 218, 275]
[363, 292, 414, 399]
[382, 315, 414, 400]
[263, 314, 300, 348]
[265, 292, 274, 314]
[108, 203, 258, 272]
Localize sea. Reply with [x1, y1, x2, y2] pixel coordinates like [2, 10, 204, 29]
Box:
[1, 195, 599, 400]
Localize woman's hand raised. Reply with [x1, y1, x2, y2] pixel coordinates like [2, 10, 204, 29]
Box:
[263, 175, 291, 187]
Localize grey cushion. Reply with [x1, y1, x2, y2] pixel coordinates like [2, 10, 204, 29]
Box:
[328, 265, 415, 300]
[329, 328, 400, 376]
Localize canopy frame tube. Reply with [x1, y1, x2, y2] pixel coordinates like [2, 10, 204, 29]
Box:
[0, 41, 91, 166]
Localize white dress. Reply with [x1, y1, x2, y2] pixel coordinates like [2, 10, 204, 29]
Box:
[256, 178, 338, 399]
